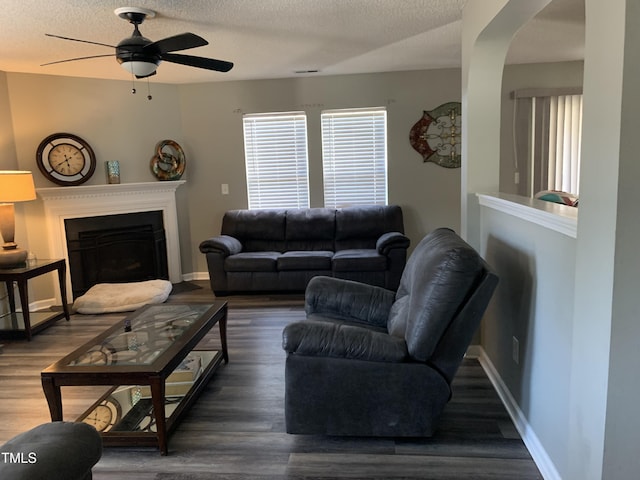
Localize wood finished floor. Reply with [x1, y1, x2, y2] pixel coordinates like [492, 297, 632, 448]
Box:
[0, 281, 542, 479]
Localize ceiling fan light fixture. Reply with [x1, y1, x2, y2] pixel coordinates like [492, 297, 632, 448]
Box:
[43, 6, 233, 80]
[120, 60, 159, 77]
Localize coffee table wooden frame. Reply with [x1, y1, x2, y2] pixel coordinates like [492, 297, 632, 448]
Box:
[41, 302, 228, 455]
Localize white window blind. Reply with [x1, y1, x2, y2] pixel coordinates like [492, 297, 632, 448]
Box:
[547, 94, 582, 195]
[513, 89, 583, 197]
[243, 112, 310, 209]
[321, 107, 388, 208]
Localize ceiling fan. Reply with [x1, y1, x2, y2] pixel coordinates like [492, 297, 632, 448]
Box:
[42, 7, 233, 79]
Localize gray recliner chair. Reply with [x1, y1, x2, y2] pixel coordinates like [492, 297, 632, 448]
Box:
[0, 422, 102, 480]
[282, 228, 498, 436]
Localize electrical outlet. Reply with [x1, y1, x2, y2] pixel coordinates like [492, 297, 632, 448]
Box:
[221, 184, 229, 195]
[514, 171, 520, 184]
[512, 336, 520, 364]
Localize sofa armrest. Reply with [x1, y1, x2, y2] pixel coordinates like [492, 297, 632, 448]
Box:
[305, 276, 395, 328]
[199, 235, 242, 256]
[376, 231, 410, 255]
[283, 320, 408, 362]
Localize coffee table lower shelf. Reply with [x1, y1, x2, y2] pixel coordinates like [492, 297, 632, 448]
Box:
[77, 349, 224, 449]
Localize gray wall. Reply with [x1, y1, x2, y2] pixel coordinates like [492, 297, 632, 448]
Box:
[464, 0, 640, 478]
[178, 69, 462, 275]
[0, 71, 18, 315]
[0, 72, 17, 170]
[3, 67, 462, 289]
[480, 207, 576, 476]
[4, 73, 184, 303]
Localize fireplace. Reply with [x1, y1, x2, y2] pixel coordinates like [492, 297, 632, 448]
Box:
[65, 211, 169, 298]
[38, 181, 184, 303]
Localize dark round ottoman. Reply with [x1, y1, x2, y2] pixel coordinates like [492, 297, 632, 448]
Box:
[0, 421, 102, 480]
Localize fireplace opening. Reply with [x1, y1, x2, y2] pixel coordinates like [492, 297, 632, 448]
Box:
[65, 211, 169, 298]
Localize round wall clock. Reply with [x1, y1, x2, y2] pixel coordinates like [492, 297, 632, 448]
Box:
[409, 102, 462, 168]
[36, 133, 97, 186]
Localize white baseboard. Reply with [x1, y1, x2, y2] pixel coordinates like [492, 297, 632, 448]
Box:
[465, 344, 483, 358]
[29, 298, 58, 312]
[182, 272, 209, 281]
[476, 347, 561, 480]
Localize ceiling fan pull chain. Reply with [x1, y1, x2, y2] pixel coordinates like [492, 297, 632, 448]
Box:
[131, 71, 136, 94]
[147, 78, 152, 100]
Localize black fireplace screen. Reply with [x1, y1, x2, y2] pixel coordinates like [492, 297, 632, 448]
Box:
[65, 211, 169, 298]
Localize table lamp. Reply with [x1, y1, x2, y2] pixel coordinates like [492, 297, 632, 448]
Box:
[0, 171, 37, 267]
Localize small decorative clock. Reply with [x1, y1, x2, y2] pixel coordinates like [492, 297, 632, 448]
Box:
[36, 133, 97, 186]
[82, 396, 121, 432]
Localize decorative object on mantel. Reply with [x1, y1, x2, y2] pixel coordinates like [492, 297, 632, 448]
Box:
[105, 161, 121, 184]
[150, 140, 185, 181]
[0, 171, 36, 267]
[409, 102, 461, 168]
[36, 132, 97, 185]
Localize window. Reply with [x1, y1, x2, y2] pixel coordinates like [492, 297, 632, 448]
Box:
[321, 107, 388, 208]
[513, 88, 583, 196]
[243, 112, 309, 209]
[544, 94, 582, 194]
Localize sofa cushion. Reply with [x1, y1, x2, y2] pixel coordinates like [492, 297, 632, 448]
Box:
[222, 209, 286, 252]
[283, 319, 408, 362]
[278, 251, 334, 271]
[387, 228, 484, 362]
[332, 249, 387, 272]
[225, 252, 280, 272]
[335, 205, 404, 250]
[285, 208, 335, 251]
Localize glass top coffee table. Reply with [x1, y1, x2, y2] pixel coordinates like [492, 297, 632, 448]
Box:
[41, 302, 228, 455]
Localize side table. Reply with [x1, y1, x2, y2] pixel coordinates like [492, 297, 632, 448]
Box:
[0, 259, 71, 340]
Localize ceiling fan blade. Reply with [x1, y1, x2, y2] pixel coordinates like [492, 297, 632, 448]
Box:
[41, 54, 115, 67]
[161, 53, 234, 72]
[45, 33, 115, 49]
[144, 33, 208, 55]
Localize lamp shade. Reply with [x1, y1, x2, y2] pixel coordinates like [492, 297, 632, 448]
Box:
[0, 171, 36, 202]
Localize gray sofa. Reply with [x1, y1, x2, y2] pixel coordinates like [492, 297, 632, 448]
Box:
[282, 228, 498, 436]
[199, 205, 409, 295]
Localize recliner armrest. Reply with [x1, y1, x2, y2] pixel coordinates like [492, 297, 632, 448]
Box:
[283, 320, 408, 362]
[376, 231, 410, 255]
[199, 235, 243, 256]
[305, 276, 395, 328]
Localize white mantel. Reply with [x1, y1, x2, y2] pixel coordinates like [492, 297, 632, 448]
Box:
[38, 181, 185, 301]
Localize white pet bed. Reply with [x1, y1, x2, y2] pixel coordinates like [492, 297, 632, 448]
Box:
[72, 280, 173, 314]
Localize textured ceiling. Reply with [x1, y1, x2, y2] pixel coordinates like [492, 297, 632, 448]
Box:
[0, 0, 584, 85]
